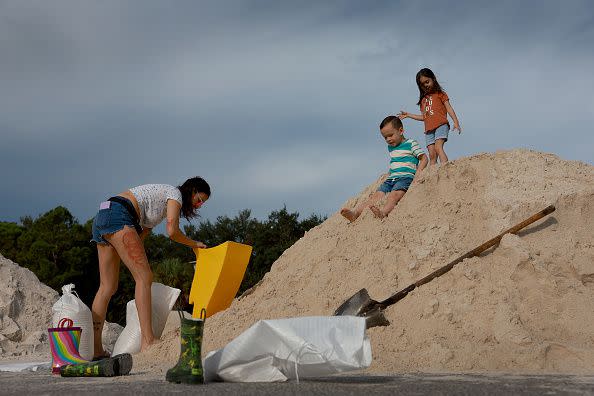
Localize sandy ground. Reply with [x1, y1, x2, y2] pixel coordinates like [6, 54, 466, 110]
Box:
[2, 370, 594, 395]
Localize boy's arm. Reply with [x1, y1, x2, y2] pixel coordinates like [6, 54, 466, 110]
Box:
[398, 110, 424, 121]
[443, 100, 461, 133]
[416, 154, 428, 173]
[410, 141, 427, 181]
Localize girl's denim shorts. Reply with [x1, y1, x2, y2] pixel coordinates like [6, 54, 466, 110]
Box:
[425, 123, 449, 146]
[91, 199, 137, 244]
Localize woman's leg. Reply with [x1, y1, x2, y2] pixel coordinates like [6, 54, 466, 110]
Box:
[435, 139, 449, 163]
[427, 144, 438, 165]
[92, 243, 121, 357]
[105, 226, 156, 352]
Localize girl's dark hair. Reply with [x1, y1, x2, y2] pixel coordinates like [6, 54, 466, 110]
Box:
[177, 176, 211, 220]
[416, 68, 445, 105]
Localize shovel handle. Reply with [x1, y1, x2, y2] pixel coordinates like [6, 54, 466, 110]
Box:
[378, 205, 555, 309]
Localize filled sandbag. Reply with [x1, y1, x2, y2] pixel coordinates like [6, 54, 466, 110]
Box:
[203, 316, 372, 382]
[52, 284, 93, 360]
[112, 283, 180, 356]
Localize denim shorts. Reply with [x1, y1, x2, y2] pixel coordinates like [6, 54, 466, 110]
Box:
[425, 123, 449, 146]
[91, 199, 137, 244]
[378, 177, 414, 193]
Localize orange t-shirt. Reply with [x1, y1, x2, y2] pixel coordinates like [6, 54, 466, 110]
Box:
[420, 91, 450, 132]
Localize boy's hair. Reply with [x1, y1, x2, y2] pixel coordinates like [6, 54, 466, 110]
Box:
[416, 67, 445, 105]
[379, 115, 403, 130]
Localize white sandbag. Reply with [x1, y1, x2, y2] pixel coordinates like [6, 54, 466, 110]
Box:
[52, 284, 93, 360]
[203, 316, 372, 382]
[101, 321, 124, 355]
[111, 282, 180, 356]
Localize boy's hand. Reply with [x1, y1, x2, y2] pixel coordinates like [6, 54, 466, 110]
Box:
[397, 111, 408, 119]
[453, 123, 462, 134]
[195, 241, 207, 249]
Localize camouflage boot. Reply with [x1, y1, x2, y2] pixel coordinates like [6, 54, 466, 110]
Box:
[59, 353, 133, 377]
[166, 315, 205, 384]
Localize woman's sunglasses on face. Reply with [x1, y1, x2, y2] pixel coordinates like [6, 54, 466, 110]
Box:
[195, 194, 205, 206]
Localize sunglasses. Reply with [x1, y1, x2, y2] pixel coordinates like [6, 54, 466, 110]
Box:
[195, 194, 206, 206]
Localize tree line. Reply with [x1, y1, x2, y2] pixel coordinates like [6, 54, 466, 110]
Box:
[0, 206, 325, 324]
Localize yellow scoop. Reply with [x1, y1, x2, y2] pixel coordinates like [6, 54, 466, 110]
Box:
[189, 241, 253, 318]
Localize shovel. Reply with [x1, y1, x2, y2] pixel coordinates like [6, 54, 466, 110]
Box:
[334, 205, 556, 328]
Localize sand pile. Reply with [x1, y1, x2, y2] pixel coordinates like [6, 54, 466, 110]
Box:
[0, 255, 124, 363]
[0, 254, 58, 357]
[138, 149, 593, 375]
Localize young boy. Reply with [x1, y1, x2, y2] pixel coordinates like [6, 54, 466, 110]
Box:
[340, 115, 427, 222]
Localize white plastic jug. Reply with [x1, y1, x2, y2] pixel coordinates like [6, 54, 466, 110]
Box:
[52, 284, 94, 361]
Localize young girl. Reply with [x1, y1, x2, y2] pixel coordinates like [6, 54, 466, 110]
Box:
[398, 68, 461, 165]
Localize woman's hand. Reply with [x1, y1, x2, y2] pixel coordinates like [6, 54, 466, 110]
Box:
[195, 241, 207, 249]
[397, 110, 408, 119]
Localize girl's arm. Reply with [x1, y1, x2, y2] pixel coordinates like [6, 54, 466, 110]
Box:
[165, 199, 207, 249]
[443, 100, 461, 133]
[398, 110, 424, 121]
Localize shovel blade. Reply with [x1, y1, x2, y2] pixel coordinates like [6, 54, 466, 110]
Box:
[365, 307, 390, 329]
[334, 288, 377, 316]
[334, 289, 391, 329]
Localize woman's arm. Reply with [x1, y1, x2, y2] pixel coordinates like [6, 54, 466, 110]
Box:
[139, 227, 152, 242]
[443, 100, 461, 133]
[398, 110, 424, 121]
[165, 200, 207, 249]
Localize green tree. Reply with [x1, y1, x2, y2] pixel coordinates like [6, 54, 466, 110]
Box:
[0, 222, 23, 259]
[1, 207, 98, 310]
[151, 257, 195, 310]
[0, 205, 325, 325]
[144, 233, 194, 264]
[188, 207, 325, 294]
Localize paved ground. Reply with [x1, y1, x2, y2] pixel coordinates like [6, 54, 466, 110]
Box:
[1, 371, 593, 395]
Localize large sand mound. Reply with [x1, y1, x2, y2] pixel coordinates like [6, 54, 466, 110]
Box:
[135, 149, 594, 374]
[184, 149, 592, 375]
[0, 256, 123, 362]
[0, 255, 58, 357]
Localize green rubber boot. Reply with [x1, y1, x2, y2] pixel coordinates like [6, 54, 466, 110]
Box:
[59, 353, 133, 377]
[166, 313, 205, 384]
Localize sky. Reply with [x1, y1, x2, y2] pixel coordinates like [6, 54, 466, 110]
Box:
[1, 0, 593, 232]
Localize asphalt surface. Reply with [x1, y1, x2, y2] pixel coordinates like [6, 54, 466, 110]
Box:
[1, 371, 594, 395]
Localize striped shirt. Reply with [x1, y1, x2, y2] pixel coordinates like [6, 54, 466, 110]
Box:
[387, 138, 424, 179]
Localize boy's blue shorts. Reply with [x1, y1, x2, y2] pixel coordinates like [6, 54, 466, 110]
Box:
[425, 123, 449, 146]
[91, 198, 137, 244]
[378, 177, 413, 193]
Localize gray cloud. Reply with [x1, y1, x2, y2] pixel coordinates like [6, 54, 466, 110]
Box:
[1, 0, 593, 226]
